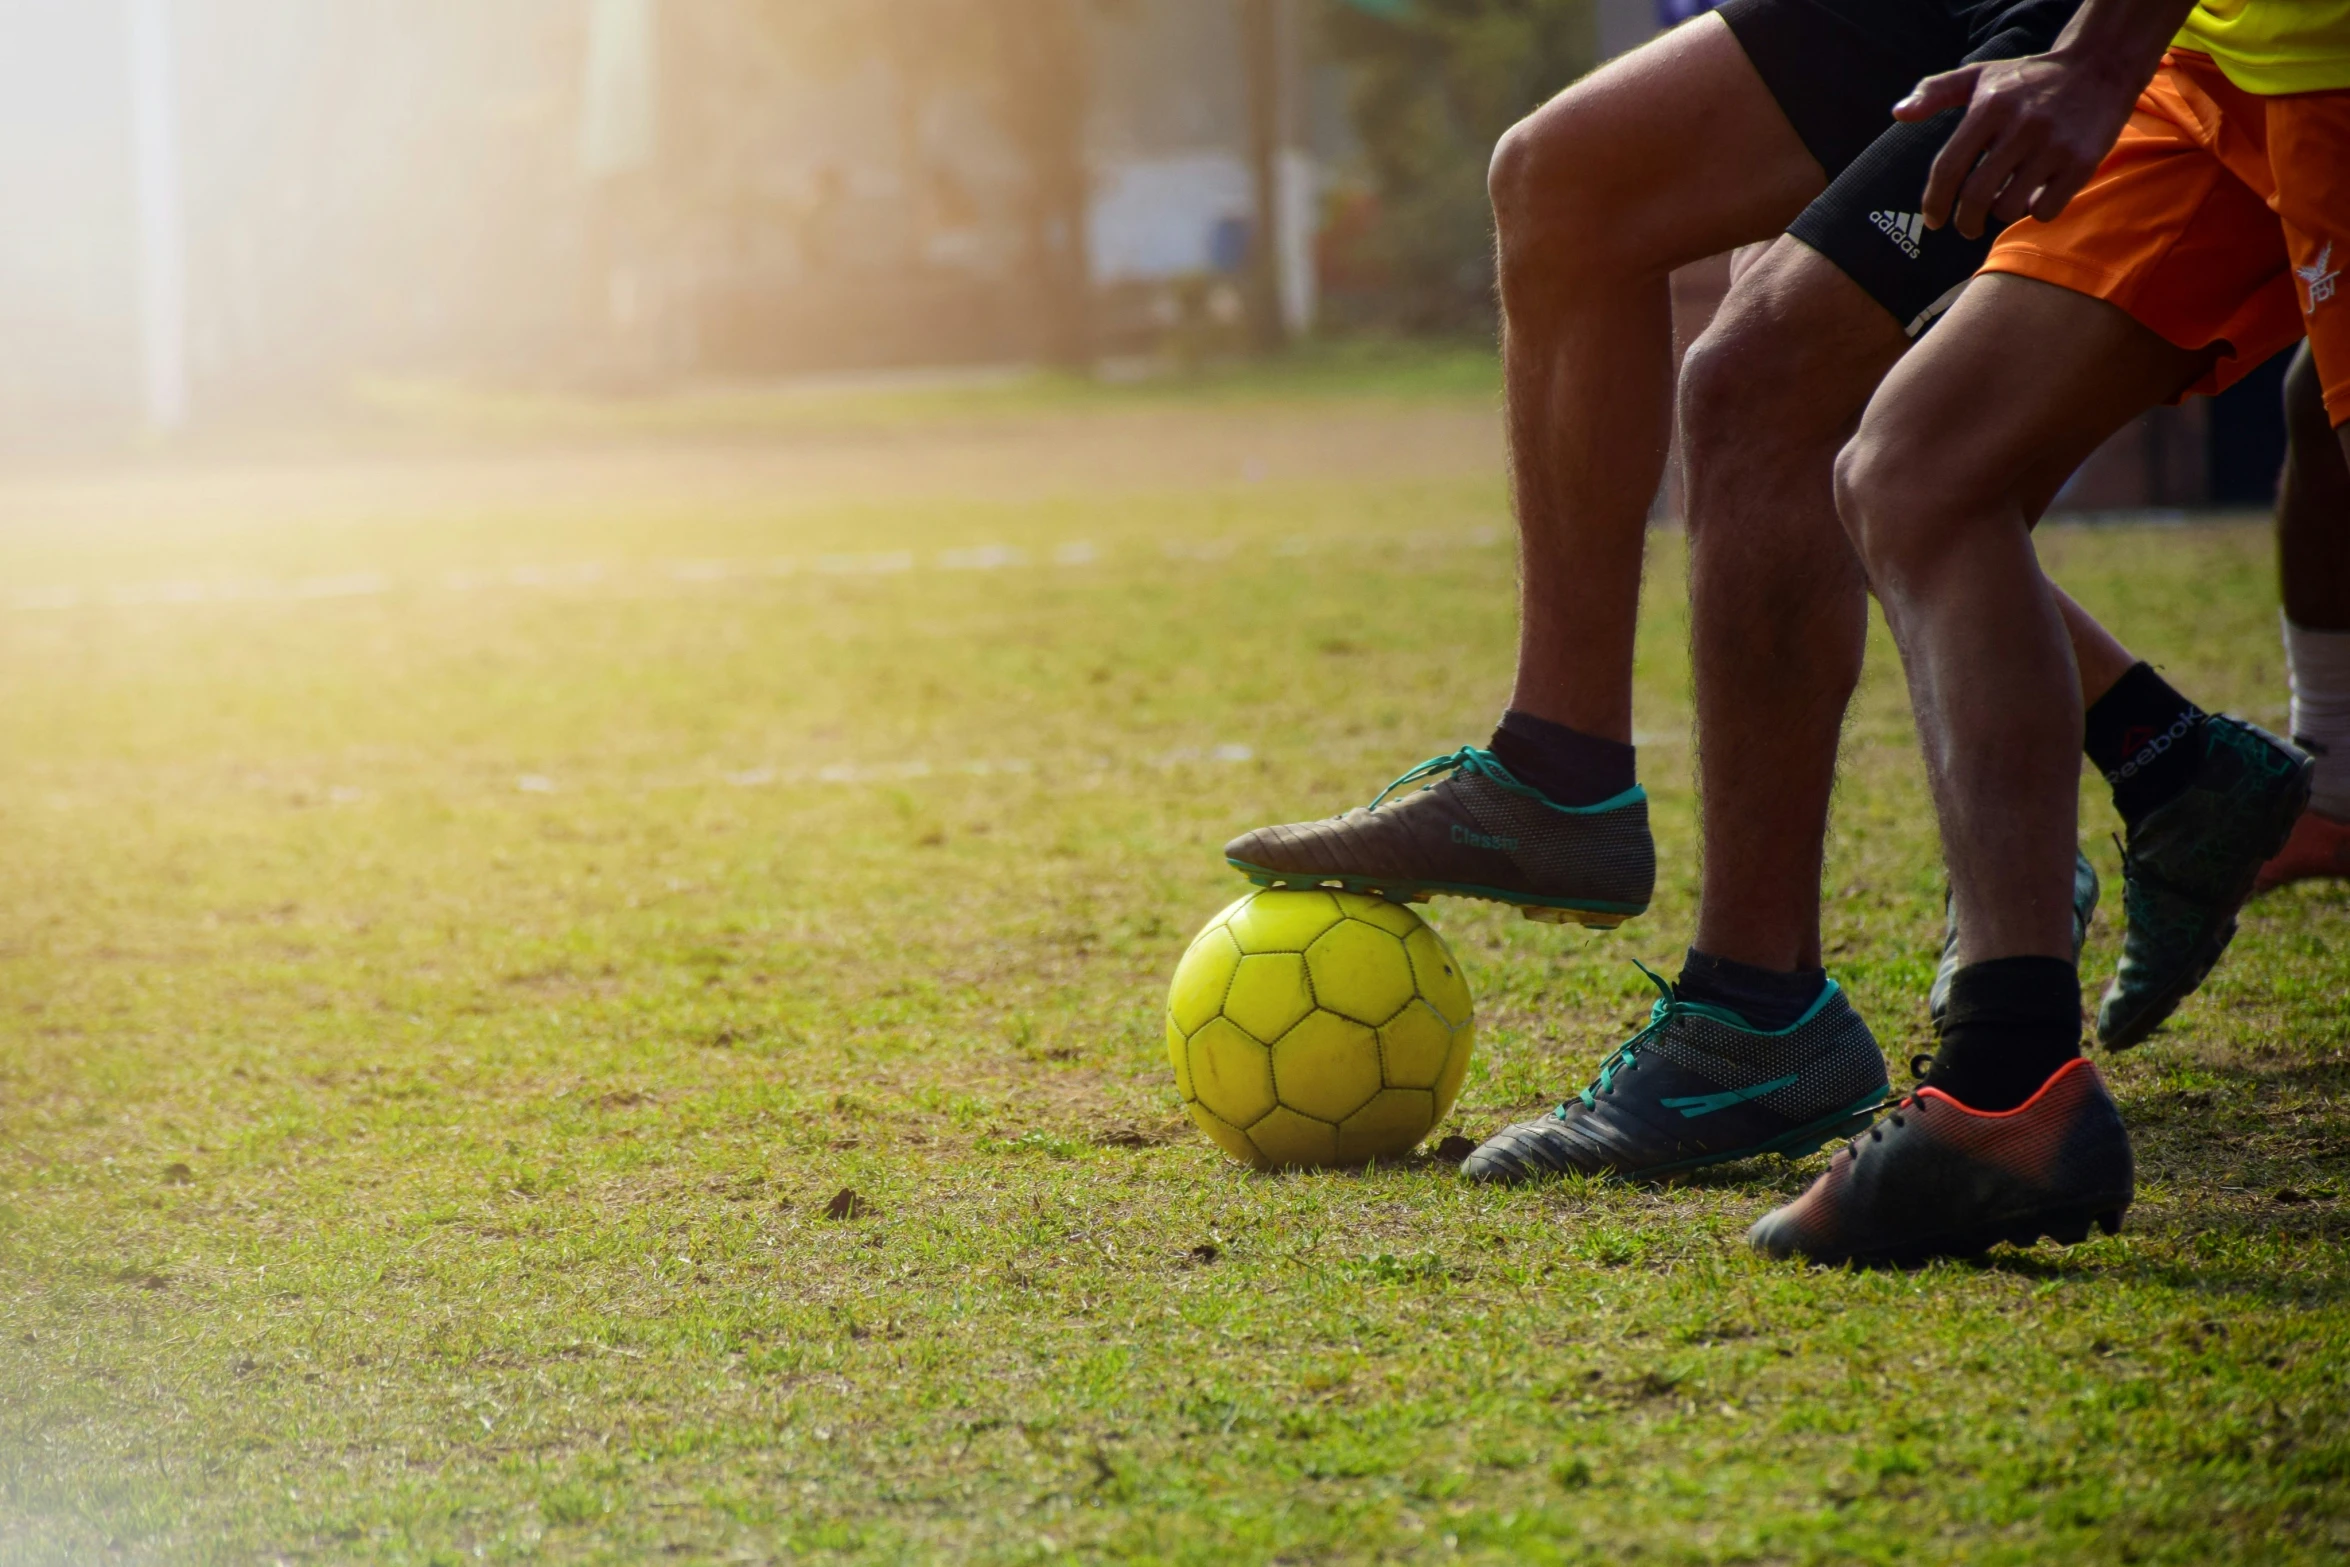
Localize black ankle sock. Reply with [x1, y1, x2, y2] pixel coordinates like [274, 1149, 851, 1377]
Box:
[1926, 956, 2082, 1111]
[2084, 663, 2207, 827]
[1488, 709, 1636, 807]
[1675, 948, 1827, 1033]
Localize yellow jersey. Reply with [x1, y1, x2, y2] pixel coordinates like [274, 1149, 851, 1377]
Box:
[2174, 0, 2350, 94]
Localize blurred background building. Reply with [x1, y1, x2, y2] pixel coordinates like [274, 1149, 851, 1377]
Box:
[0, 0, 2289, 508]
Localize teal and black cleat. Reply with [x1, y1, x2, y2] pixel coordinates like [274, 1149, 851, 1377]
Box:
[1458, 965, 1890, 1185]
[2098, 717, 2311, 1050]
[1927, 850, 2101, 1029]
[1223, 747, 1654, 928]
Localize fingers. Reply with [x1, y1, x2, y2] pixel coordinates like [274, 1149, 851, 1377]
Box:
[1951, 131, 2037, 239]
[1988, 150, 2064, 230]
[2025, 157, 2099, 225]
[1894, 65, 1980, 123]
[1920, 107, 2001, 230]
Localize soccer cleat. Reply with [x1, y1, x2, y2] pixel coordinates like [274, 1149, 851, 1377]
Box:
[2098, 717, 2312, 1049]
[1747, 1057, 2133, 1268]
[1458, 965, 1889, 1185]
[1223, 747, 1654, 928]
[1927, 851, 2101, 1028]
[2253, 807, 2350, 894]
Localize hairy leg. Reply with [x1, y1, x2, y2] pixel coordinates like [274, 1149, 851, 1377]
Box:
[1679, 247, 2161, 971]
[2056, 587, 2140, 704]
[1680, 240, 1898, 971]
[1494, 13, 1825, 741]
[1839, 275, 2204, 964]
[2279, 343, 2350, 631]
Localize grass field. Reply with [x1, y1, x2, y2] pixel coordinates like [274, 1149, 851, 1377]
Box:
[2, 359, 2347, 1564]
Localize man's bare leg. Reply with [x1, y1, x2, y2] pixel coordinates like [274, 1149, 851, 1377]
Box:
[2264, 343, 2350, 883]
[1840, 277, 2199, 967]
[1492, 15, 1824, 743]
[2280, 343, 2350, 631]
[1225, 16, 1832, 924]
[1678, 246, 2164, 982]
[1679, 241, 1897, 974]
[1841, 276, 2313, 1063]
[2058, 589, 2139, 704]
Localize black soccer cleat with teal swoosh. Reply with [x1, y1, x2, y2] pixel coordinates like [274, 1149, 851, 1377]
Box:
[1458, 966, 1891, 1184]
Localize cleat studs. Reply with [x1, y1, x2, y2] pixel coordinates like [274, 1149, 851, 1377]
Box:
[1519, 906, 1629, 928]
[2048, 1220, 2091, 1246]
[2096, 1210, 2124, 1236]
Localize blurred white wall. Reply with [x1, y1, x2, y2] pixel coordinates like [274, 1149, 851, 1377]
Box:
[0, 0, 1351, 437]
[0, 1, 141, 426]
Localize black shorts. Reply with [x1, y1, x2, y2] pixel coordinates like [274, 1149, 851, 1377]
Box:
[1717, 0, 2078, 335]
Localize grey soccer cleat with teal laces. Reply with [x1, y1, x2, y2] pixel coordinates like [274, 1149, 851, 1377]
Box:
[1458, 966, 1890, 1185]
[1927, 850, 2102, 1029]
[1223, 747, 1654, 928]
[2097, 716, 2311, 1050]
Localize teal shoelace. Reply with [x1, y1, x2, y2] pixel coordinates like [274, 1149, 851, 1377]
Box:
[1368, 746, 1522, 810]
[1566, 961, 1678, 1114]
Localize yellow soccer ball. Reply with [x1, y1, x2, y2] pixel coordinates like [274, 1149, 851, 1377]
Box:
[1166, 888, 1475, 1169]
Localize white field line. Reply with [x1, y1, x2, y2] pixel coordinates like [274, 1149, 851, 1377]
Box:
[498, 746, 1253, 801]
[715, 747, 1251, 789]
[5, 527, 1506, 614]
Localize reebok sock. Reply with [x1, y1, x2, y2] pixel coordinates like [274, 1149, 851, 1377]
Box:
[1488, 709, 1636, 808]
[1925, 957, 2082, 1112]
[1675, 949, 1827, 1033]
[2285, 615, 2350, 820]
[2084, 663, 2206, 828]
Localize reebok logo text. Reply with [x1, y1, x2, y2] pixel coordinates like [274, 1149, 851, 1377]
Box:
[1870, 209, 1926, 260]
[2107, 712, 2200, 784]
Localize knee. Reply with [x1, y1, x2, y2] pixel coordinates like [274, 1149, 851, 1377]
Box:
[1489, 92, 1619, 287]
[1677, 280, 1869, 554]
[1486, 111, 1553, 245]
[1676, 316, 1779, 477]
[1679, 254, 1882, 477]
[1832, 425, 1913, 574]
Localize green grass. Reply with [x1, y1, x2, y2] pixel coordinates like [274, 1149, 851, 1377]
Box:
[1, 388, 2346, 1564]
[352, 337, 1503, 443]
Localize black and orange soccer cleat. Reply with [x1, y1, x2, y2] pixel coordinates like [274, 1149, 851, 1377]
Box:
[1747, 1058, 2134, 1269]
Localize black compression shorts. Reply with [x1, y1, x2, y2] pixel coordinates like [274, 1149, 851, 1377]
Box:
[1716, 0, 2079, 335]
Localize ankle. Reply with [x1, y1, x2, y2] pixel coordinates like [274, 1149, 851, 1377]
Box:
[1925, 957, 2082, 1112]
[2084, 663, 2207, 827]
[1675, 949, 1827, 1033]
[1488, 710, 1636, 807]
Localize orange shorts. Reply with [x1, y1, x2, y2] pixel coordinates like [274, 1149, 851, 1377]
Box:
[1983, 50, 2350, 424]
